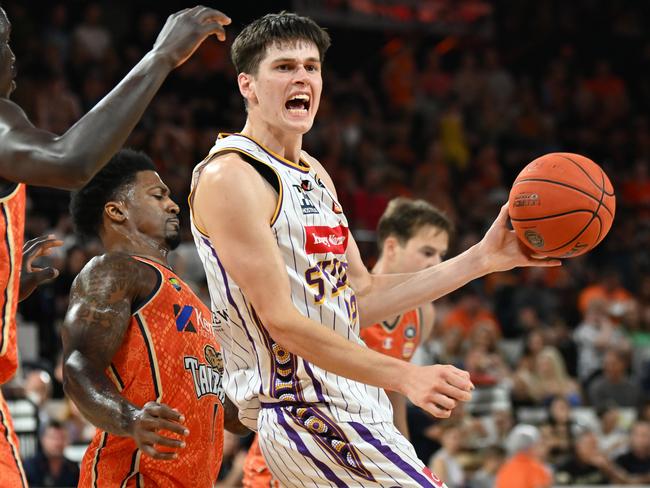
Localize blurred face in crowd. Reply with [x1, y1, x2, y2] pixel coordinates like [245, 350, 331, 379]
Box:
[630, 422, 650, 456]
[550, 397, 571, 423]
[239, 41, 322, 136]
[41, 426, 68, 459]
[441, 426, 462, 454]
[383, 225, 449, 274]
[603, 350, 626, 381]
[0, 8, 17, 97]
[575, 432, 599, 462]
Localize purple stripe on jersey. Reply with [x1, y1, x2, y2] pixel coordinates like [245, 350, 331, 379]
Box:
[302, 360, 326, 403]
[348, 422, 437, 487]
[202, 237, 262, 379]
[275, 408, 348, 488]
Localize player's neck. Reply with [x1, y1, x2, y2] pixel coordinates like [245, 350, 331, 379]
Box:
[106, 236, 169, 267]
[240, 119, 303, 164]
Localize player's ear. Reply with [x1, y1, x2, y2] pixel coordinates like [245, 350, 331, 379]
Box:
[104, 201, 128, 224]
[238, 72, 257, 105]
[383, 236, 399, 260]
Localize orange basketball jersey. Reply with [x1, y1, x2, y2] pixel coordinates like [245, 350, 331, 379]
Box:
[79, 257, 225, 488]
[360, 309, 422, 361]
[242, 435, 280, 488]
[0, 183, 27, 488]
[0, 183, 25, 385]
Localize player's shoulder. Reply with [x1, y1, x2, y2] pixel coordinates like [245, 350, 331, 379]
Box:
[73, 252, 151, 292]
[196, 151, 275, 199]
[0, 98, 32, 131]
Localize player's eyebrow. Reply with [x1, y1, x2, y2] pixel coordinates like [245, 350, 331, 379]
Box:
[271, 57, 321, 64]
[149, 184, 170, 194]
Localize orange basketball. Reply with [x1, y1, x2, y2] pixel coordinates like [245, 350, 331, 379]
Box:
[508, 153, 615, 258]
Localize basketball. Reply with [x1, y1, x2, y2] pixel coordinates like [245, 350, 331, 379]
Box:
[508, 153, 616, 258]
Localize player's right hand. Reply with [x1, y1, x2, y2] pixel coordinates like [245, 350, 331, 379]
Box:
[403, 364, 474, 419]
[153, 6, 231, 68]
[130, 401, 189, 460]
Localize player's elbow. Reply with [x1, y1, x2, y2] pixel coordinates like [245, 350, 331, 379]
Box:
[255, 305, 297, 349]
[62, 353, 83, 398]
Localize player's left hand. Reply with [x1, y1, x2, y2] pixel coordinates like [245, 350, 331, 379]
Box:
[476, 203, 561, 273]
[19, 234, 62, 302]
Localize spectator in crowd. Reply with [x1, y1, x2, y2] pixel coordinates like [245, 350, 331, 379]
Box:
[614, 420, 650, 482]
[555, 430, 631, 485]
[588, 348, 642, 409]
[574, 299, 630, 384]
[495, 424, 551, 488]
[596, 405, 629, 460]
[23, 420, 80, 487]
[469, 445, 506, 488]
[443, 289, 501, 340]
[540, 396, 577, 467]
[516, 346, 581, 406]
[429, 423, 466, 487]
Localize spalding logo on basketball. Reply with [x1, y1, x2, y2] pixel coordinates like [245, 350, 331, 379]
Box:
[508, 153, 615, 258]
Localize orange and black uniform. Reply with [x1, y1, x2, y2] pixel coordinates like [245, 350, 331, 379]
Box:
[79, 257, 225, 488]
[360, 309, 423, 361]
[0, 183, 27, 488]
[243, 309, 423, 487]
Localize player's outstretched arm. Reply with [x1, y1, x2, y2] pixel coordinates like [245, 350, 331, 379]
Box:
[62, 253, 189, 460]
[0, 6, 230, 190]
[349, 204, 561, 326]
[193, 155, 473, 419]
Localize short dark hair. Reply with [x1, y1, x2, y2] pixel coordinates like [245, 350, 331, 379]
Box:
[70, 149, 155, 240]
[231, 12, 331, 75]
[376, 197, 454, 254]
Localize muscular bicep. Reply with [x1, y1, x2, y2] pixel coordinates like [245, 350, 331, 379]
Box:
[61, 254, 141, 370]
[193, 156, 296, 326]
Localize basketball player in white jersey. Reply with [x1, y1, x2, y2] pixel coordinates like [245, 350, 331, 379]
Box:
[190, 12, 559, 487]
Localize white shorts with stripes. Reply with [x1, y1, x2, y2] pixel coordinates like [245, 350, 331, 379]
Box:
[258, 405, 448, 488]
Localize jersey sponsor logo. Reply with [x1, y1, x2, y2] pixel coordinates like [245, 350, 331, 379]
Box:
[168, 277, 182, 291]
[422, 467, 445, 487]
[404, 324, 417, 339]
[174, 304, 196, 333]
[184, 345, 226, 401]
[300, 179, 313, 192]
[292, 182, 319, 215]
[402, 341, 415, 358]
[174, 305, 213, 335]
[382, 337, 394, 350]
[305, 225, 349, 254]
[211, 308, 230, 334]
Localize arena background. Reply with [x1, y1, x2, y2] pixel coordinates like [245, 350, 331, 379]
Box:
[2, 0, 649, 486]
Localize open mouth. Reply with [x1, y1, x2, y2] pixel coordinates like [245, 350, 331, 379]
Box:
[285, 93, 310, 114]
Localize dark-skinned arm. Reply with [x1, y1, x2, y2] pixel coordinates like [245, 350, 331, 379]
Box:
[223, 396, 250, 436]
[0, 6, 230, 190]
[62, 253, 189, 460]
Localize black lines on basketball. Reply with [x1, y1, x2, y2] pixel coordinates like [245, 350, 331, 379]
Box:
[510, 209, 594, 222]
[559, 154, 615, 197]
[512, 178, 614, 218]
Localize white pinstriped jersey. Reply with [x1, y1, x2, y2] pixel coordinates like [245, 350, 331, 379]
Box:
[190, 134, 393, 430]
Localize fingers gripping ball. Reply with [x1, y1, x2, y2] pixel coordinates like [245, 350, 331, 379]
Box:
[508, 153, 615, 258]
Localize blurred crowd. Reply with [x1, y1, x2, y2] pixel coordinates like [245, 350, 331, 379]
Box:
[1, 0, 649, 486]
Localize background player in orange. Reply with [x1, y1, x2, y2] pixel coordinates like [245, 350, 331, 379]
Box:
[360, 197, 453, 438]
[242, 198, 453, 486]
[0, 6, 230, 486]
[62, 149, 247, 488]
